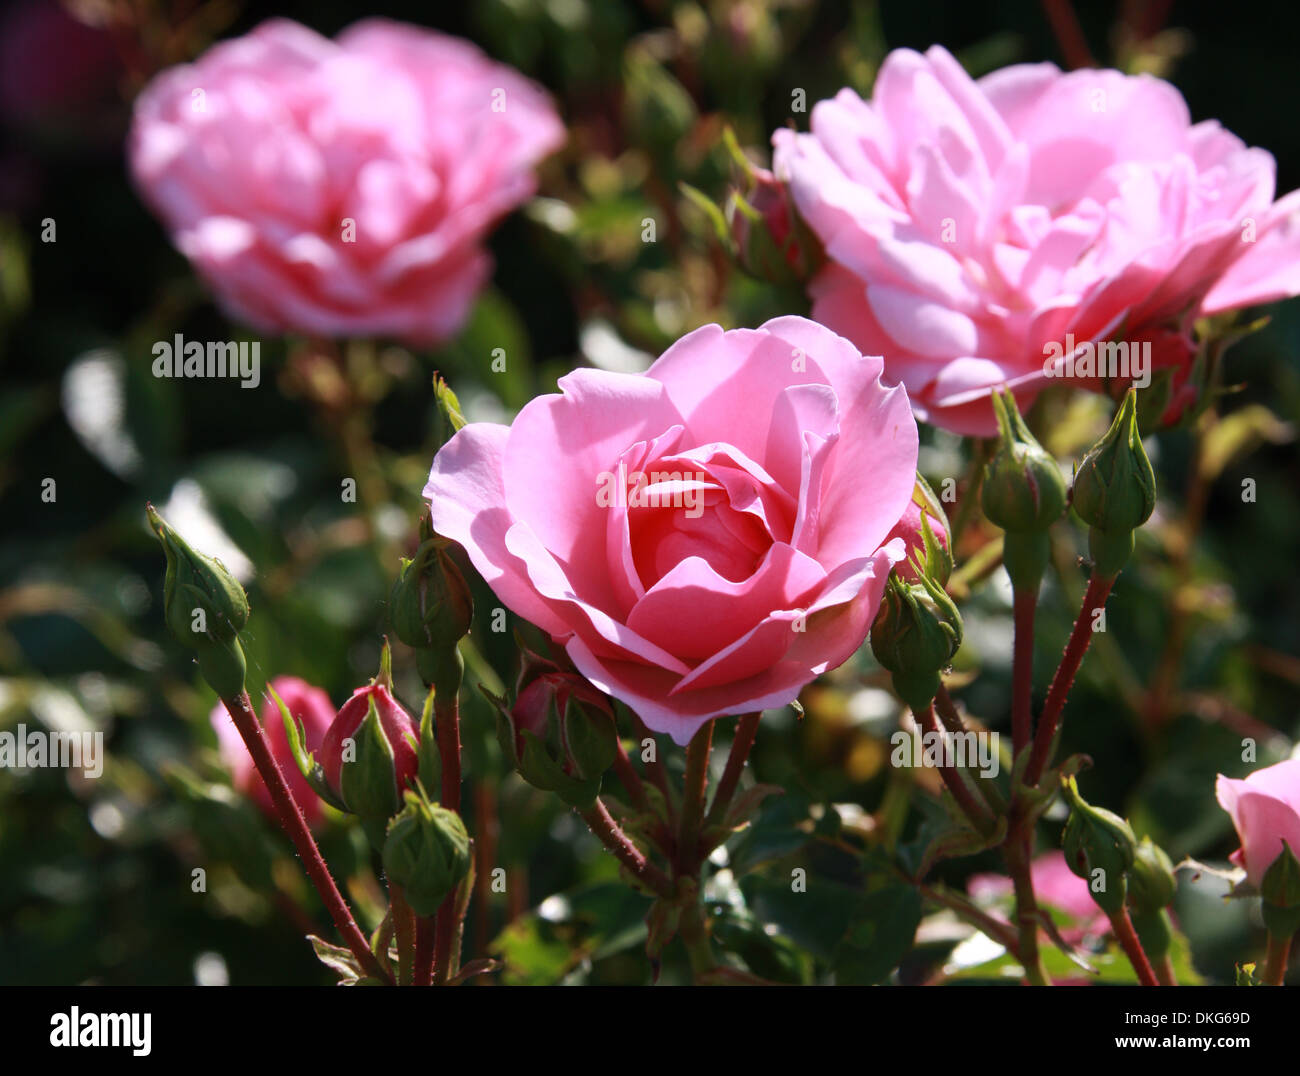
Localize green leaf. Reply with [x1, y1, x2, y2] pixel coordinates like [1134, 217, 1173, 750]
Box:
[833, 885, 923, 985]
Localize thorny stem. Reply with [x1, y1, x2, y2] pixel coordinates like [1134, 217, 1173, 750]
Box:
[391, 886, 416, 986]
[676, 722, 714, 873]
[703, 713, 761, 831]
[219, 691, 390, 983]
[915, 704, 995, 833]
[1012, 588, 1037, 758]
[1004, 831, 1051, 986]
[431, 688, 463, 985]
[1026, 573, 1117, 785]
[612, 734, 651, 813]
[578, 798, 673, 897]
[1108, 905, 1160, 986]
[1264, 930, 1293, 986]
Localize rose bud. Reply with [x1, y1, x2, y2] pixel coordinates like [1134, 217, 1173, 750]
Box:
[389, 526, 474, 656]
[147, 503, 249, 698]
[210, 675, 334, 827]
[884, 475, 952, 585]
[1061, 775, 1137, 916]
[1127, 835, 1178, 914]
[491, 653, 618, 809]
[980, 389, 1067, 592]
[726, 163, 807, 285]
[1126, 836, 1179, 961]
[382, 791, 471, 918]
[869, 574, 963, 713]
[320, 681, 420, 837]
[1072, 388, 1158, 577]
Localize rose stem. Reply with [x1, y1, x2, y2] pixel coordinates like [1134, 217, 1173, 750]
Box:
[1264, 930, 1293, 986]
[391, 886, 416, 986]
[631, 712, 676, 826]
[430, 686, 463, 985]
[1011, 588, 1037, 757]
[676, 722, 714, 873]
[1156, 954, 1178, 987]
[1026, 573, 1117, 785]
[413, 919, 434, 987]
[612, 734, 651, 812]
[934, 686, 1005, 816]
[703, 712, 761, 831]
[1003, 830, 1051, 985]
[915, 704, 995, 833]
[219, 691, 390, 983]
[577, 798, 673, 896]
[1108, 906, 1160, 986]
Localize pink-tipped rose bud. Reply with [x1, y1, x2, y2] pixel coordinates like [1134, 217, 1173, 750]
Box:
[211, 675, 334, 826]
[319, 683, 420, 821]
[1216, 759, 1300, 889]
[884, 475, 952, 585]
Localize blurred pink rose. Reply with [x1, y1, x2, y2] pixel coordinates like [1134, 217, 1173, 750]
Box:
[970, 850, 1107, 941]
[773, 46, 1300, 434]
[211, 675, 334, 826]
[128, 18, 564, 343]
[425, 316, 918, 744]
[1216, 758, 1300, 887]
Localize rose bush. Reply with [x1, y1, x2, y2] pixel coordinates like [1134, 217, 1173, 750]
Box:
[128, 18, 564, 343]
[425, 316, 919, 744]
[773, 45, 1300, 433]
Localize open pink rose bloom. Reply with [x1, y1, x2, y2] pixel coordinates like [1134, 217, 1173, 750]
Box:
[128, 18, 563, 343]
[1216, 758, 1300, 887]
[774, 46, 1300, 433]
[425, 316, 919, 744]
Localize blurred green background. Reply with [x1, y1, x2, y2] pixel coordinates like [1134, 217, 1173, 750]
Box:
[1, 0, 1297, 984]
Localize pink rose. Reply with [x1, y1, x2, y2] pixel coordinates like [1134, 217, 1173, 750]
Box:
[425, 316, 918, 744]
[211, 675, 334, 826]
[773, 46, 1300, 434]
[128, 18, 564, 343]
[1216, 759, 1300, 887]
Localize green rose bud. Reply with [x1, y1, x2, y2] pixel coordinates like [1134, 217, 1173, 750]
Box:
[1127, 835, 1178, 915]
[147, 503, 250, 698]
[382, 791, 471, 918]
[389, 529, 473, 653]
[1061, 775, 1138, 915]
[980, 388, 1068, 534]
[869, 574, 963, 713]
[1072, 388, 1157, 539]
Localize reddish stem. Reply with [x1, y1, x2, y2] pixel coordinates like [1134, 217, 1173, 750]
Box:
[704, 713, 761, 829]
[676, 722, 714, 873]
[1265, 931, 1293, 986]
[578, 799, 673, 896]
[1108, 906, 1160, 986]
[1012, 589, 1037, 758]
[1041, 0, 1096, 69]
[915, 705, 995, 834]
[1026, 573, 1116, 785]
[612, 734, 651, 813]
[220, 691, 390, 982]
[431, 691, 463, 984]
[413, 917, 434, 987]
